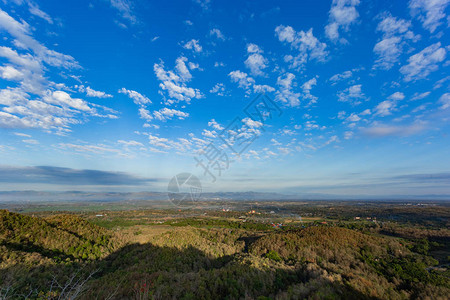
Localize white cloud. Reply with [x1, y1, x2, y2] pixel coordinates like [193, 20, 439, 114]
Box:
[228, 70, 255, 90]
[28, 2, 53, 24]
[373, 14, 419, 70]
[118, 140, 144, 147]
[119, 88, 151, 106]
[202, 129, 217, 138]
[0, 10, 119, 133]
[154, 58, 203, 104]
[346, 113, 361, 122]
[325, 0, 360, 43]
[138, 107, 153, 122]
[329, 70, 352, 83]
[44, 90, 91, 112]
[337, 84, 365, 105]
[275, 72, 301, 107]
[301, 77, 318, 105]
[153, 107, 189, 121]
[411, 91, 431, 101]
[244, 43, 268, 76]
[208, 119, 224, 131]
[0, 65, 24, 80]
[108, 0, 137, 24]
[409, 0, 450, 33]
[174, 56, 192, 81]
[77, 85, 112, 98]
[439, 93, 450, 109]
[210, 83, 226, 96]
[0, 9, 79, 69]
[183, 39, 202, 53]
[22, 138, 39, 144]
[388, 92, 405, 101]
[400, 42, 446, 81]
[13, 132, 31, 137]
[374, 100, 396, 116]
[210, 28, 225, 40]
[275, 25, 328, 69]
[253, 84, 275, 93]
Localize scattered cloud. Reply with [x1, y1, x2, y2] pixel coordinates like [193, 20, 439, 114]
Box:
[244, 43, 268, 76]
[337, 84, 366, 105]
[210, 83, 226, 96]
[409, 0, 450, 33]
[77, 85, 112, 98]
[439, 93, 450, 109]
[411, 91, 431, 101]
[183, 39, 202, 53]
[153, 107, 189, 121]
[400, 42, 446, 81]
[119, 88, 151, 106]
[325, 0, 361, 43]
[154, 57, 203, 104]
[373, 13, 420, 70]
[275, 72, 301, 107]
[210, 28, 225, 40]
[329, 70, 352, 83]
[275, 25, 328, 69]
[108, 0, 137, 24]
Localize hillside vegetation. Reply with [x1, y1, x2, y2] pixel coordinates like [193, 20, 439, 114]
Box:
[0, 209, 449, 299]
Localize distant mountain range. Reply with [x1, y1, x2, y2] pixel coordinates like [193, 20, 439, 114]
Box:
[0, 190, 449, 204]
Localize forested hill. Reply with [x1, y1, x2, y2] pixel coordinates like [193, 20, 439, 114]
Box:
[0, 210, 118, 262]
[0, 209, 449, 299]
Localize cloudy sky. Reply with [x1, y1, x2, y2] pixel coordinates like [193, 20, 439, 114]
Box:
[0, 0, 449, 198]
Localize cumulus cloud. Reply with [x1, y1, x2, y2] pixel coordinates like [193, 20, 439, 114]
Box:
[400, 42, 446, 81]
[153, 107, 189, 121]
[183, 39, 202, 53]
[208, 119, 224, 131]
[154, 57, 203, 104]
[325, 0, 361, 43]
[374, 100, 396, 116]
[301, 77, 318, 105]
[228, 70, 255, 90]
[276, 72, 301, 107]
[0, 9, 117, 133]
[210, 83, 226, 96]
[329, 70, 352, 83]
[119, 88, 151, 106]
[77, 85, 112, 98]
[244, 43, 268, 76]
[337, 84, 366, 105]
[275, 25, 328, 69]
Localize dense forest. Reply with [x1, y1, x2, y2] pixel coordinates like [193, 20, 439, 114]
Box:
[0, 207, 449, 299]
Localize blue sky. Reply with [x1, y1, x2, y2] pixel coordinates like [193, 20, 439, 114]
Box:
[0, 0, 449, 198]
